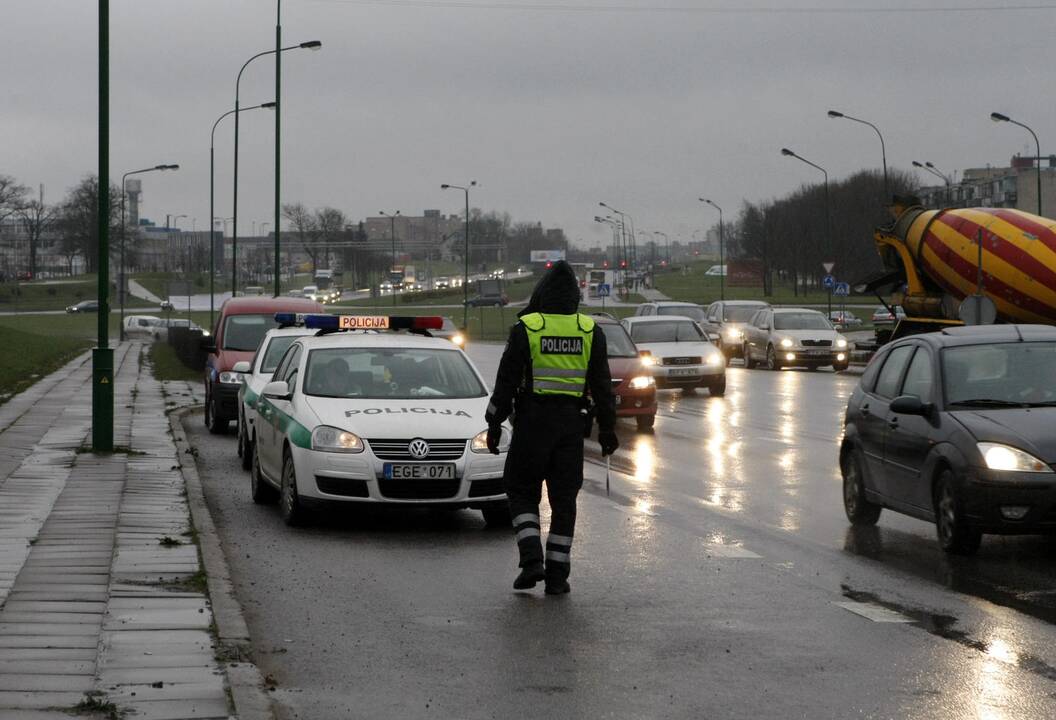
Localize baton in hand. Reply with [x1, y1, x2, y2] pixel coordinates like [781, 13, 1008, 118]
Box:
[606, 454, 611, 497]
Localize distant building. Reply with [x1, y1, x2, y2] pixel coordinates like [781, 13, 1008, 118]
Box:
[917, 155, 1056, 215]
[362, 210, 464, 262]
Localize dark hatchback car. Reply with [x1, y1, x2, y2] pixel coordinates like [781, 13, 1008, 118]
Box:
[840, 325, 1056, 555]
[592, 313, 658, 431]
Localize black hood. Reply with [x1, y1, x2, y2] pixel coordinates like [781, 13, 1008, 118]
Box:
[951, 408, 1056, 465]
[519, 261, 580, 317]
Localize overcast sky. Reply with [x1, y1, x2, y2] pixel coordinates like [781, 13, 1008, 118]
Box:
[5, 1, 1055, 248]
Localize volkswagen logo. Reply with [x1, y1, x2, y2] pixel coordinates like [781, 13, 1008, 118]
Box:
[408, 438, 430, 460]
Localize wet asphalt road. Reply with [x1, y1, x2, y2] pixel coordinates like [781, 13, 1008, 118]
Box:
[187, 344, 1056, 719]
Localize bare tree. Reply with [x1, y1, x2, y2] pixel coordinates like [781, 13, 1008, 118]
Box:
[17, 198, 59, 277]
[0, 175, 28, 221]
[57, 175, 120, 274]
[314, 207, 347, 270]
[282, 202, 322, 273]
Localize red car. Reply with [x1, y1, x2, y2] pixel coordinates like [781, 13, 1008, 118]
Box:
[592, 313, 658, 431]
[203, 296, 323, 434]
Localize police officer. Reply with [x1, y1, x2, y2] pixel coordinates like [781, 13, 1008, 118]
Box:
[484, 261, 618, 595]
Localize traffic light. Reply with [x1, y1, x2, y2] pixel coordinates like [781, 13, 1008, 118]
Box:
[603, 260, 609, 268]
[620, 260, 627, 268]
[545, 261, 553, 269]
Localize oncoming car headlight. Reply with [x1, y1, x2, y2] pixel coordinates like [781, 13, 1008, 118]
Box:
[836, 337, 848, 349]
[471, 427, 510, 454]
[779, 337, 794, 349]
[639, 354, 656, 367]
[451, 333, 465, 347]
[218, 371, 245, 384]
[312, 426, 364, 453]
[629, 375, 655, 390]
[706, 352, 722, 366]
[725, 328, 742, 340]
[978, 442, 1052, 473]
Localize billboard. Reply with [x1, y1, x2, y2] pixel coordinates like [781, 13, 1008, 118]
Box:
[529, 249, 566, 263]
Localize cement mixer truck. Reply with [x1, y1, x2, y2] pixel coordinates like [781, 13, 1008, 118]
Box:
[865, 198, 1056, 342]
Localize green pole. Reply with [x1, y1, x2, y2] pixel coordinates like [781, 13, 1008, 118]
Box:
[232, 95, 239, 298]
[274, 0, 282, 298]
[93, 0, 113, 451]
[464, 188, 469, 328]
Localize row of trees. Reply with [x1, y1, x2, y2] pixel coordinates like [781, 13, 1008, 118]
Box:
[723, 169, 919, 295]
[1, 173, 120, 278]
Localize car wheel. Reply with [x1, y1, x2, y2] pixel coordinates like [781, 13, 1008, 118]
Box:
[636, 414, 656, 432]
[250, 439, 278, 505]
[279, 450, 307, 526]
[203, 385, 212, 428]
[481, 502, 512, 528]
[766, 345, 782, 371]
[743, 343, 756, 369]
[934, 469, 982, 555]
[707, 375, 727, 396]
[206, 388, 229, 435]
[842, 450, 881, 526]
[239, 420, 252, 471]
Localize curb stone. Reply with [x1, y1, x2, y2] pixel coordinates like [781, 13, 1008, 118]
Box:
[169, 406, 275, 720]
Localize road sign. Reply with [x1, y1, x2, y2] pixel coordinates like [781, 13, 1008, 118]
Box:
[822, 262, 835, 274]
[822, 274, 836, 290]
[834, 282, 850, 297]
[958, 295, 997, 325]
[597, 283, 611, 298]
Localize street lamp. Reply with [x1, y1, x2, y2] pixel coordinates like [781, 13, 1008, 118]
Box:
[211, 102, 275, 329]
[991, 111, 1043, 216]
[600, 202, 636, 285]
[700, 199, 725, 301]
[594, 216, 620, 269]
[912, 160, 952, 205]
[119, 164, 178, 340]
[379, 210, 400, 304]
[827, 110, 888, 201]
[653, 230, 670, 264]
[781, 147, 833, 316]
[441, 181, 476, 328]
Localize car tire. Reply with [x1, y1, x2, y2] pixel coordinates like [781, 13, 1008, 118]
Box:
[842, 450, 881, 526]
[481, 502, 512, 528]
[934, 469, 982, 555]
[766, 345, 782, 371]
[279, 450, 307, 526]
[707, 376, 726, 396]
[250, 439, 278, 505]
[636, 414, 656, 432]
[206, 387, 229, 435]
[806, 364, 820, 371]
[239, 420, 252, 471]
[743, 343, 757, 369]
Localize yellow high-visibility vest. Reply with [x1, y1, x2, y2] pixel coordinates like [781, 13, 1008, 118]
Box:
[520, 312, 594, 397]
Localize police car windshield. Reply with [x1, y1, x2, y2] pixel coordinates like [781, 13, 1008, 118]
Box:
[304, 348, 486, 399]
[724, 305, 762, 323]
[657, 305, 705, 321]
[260, 336, 300, 373]
[773, 313, 831, 331]
[944, 342, 1056, 407]
[222, 314, 275, 351]
[599, 324, 637, 358]
[630, 321, 704, 344]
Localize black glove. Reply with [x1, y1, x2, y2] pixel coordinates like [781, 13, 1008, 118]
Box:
[598, 430, 619, 457]
[486, 425, 503, 455]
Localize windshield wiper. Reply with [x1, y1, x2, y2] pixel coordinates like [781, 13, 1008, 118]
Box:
[948, 398, 1029, 408]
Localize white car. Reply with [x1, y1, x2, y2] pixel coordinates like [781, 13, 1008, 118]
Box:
[235, 325, 315, 471]
[621, 315, 726, 395]
[123, 315, 162, 339]
[742, 307, 849, 371]
[250, 314, 510, 526]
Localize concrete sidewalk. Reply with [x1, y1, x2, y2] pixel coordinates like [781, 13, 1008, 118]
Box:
[0, 344, 261, 719]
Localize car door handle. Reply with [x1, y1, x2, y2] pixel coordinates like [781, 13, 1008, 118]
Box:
[861, 403, 871, 416]
[888, 417, 899, 429]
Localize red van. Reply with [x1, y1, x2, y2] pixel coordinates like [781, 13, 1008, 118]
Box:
[203, 296, 323, 433]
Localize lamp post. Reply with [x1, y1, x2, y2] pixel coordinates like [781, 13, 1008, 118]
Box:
[653, 230, 670, 264]
[912, 160, 951, 205]
[594, 216, 619, 269]
[211, 103, 274, 329]
[119, 164, 178, 340]
[95, 0, 112, 451]
[379, 210, 400, 304]
[782, 147, 832, 316]
[441, 181, 476, 328]
[991, 111, 1043, 216]
[827, 110, 888, 201]
[600, 202, 635, 288]
[232, 38, 321, 299]
[700, 198, 725, 301]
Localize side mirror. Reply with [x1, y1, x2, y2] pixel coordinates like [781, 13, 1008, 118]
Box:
[232, 361, 251, 374]
[201, 339, 217, 354]
[890, 394, 932, 417]
[262, 380, 291, 400]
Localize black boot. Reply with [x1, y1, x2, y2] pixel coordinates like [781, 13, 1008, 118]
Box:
[544, 578, 571, 595]
[513, 561, 545, 590]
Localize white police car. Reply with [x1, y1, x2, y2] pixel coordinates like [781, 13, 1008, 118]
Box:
[235, 324, 315, 471]
[250, 314, 511, 526]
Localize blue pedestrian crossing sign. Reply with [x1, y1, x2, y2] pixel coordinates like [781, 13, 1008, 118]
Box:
[597, 283, 611, 297]
[822, 274, 836, 290]
[834, 282, 850, 297]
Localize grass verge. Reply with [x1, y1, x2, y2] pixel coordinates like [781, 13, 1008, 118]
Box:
[149, 341, 202, 383]
[0, 325, 90, 404]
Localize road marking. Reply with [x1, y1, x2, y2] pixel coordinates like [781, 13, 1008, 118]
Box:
[704, 544, 761, 559]
[833, 601, 913, 623]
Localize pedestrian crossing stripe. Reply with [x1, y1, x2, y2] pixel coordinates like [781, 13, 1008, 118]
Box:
[834, 601, 912, 623]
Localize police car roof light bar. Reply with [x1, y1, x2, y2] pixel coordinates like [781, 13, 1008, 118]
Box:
[273, 312, 308, 328]
[292, 314, 445, 335]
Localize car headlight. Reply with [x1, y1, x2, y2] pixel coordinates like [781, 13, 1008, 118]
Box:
[725, 328, 742, 340]
[836, 338, 848, 349]
[218, 371, 245, 384]
[201, 330, 211, 337]
[629, 375, 655, 390]
[639, 354, 656, 366]
[780, 337, 794, 349]
[471, 427, 510, 454]
[978, 442, 1052, 473]
[311, 426, 364, 453]
[451, 333, 465, 346]
[706, 352, 722, 366]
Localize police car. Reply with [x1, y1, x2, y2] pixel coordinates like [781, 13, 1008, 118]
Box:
[250, 314, 511, 526]
[234, 324, 315, 471]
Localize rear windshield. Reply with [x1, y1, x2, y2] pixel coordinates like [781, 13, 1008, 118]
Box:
[629, 321, 705, 344]
[600, 324, 638, 358]
[774, 313, 831, 331]
[657, 305, 705, 322]
[724, 305, 764, 323]
[222, 314, 276, 352]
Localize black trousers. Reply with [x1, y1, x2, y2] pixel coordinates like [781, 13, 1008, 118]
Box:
[503, 400, 584, 580]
